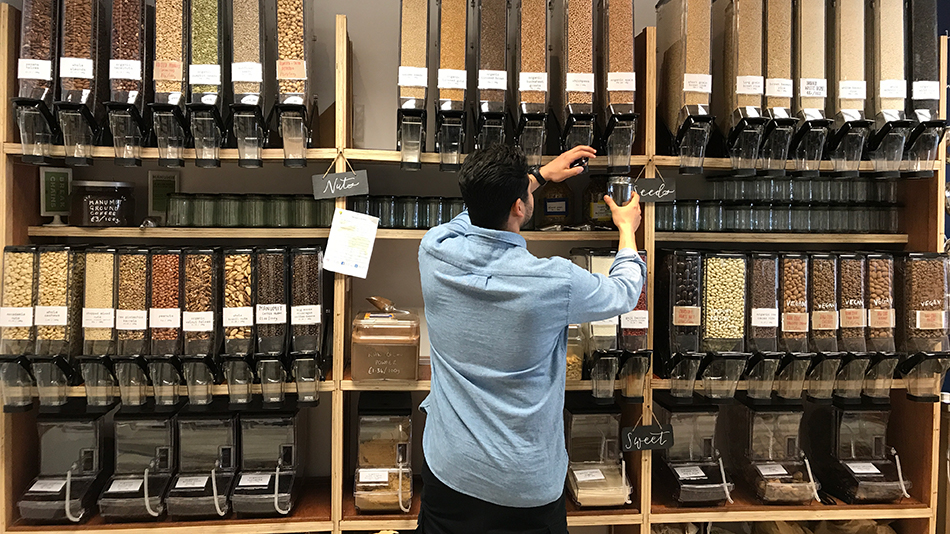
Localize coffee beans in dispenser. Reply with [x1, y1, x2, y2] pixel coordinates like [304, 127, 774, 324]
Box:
[104, 0, 150, 166]
[14, 0, 61, 165]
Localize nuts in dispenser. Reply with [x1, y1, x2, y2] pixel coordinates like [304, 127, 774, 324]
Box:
[780, 254, 808, 352]
[702, 254, 747, 352]
[809, 254, 838, 352]
[837, 254, 867, 352]
[867, 253, 895, 351]
[898, 253, 949, 352]
[223, 249, 254, 354]
[1, 247, 37, 354]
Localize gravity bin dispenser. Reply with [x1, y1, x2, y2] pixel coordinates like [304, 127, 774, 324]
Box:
[902, 0, 947, 178]
[185, 0, 226, 169]
[272, 0, 311, 168]
[148, 0, 190, 168]
[435, 0, 468, 172]
[231, 402, 300, 516]
[396, 0, 430, 170]
[355, 392, 413, 513]
[513, 0, 550, 169]
[789, 0, 831, 178]
[13, 0, 61, 165]
[103, 0, 150, 167]
[228, 0, 268, 168]
[559, 0, 597, 173]
[564, 393, 633, 507]
[601, 0, 638, 174]
[18, 407, 111, 524]
[474, 0, 509, 149]
[825, 0, 871, 179]
[758, 0, 796, 177]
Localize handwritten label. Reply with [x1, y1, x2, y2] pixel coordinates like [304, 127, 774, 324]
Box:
[239, 474, 272, 487]
[633, 177, 677, 202]
[183, 311, 214, 332]
[398, 66, 427, 87]
[232, 62, 263, 83]
[839, 80, 867, 100]
[845, 462, 881, 475]
[189, 64, 221, 86]
[519, 72, 548, 92]
[175, 476, 209, 489]
[29, 480, 66, 493]
[256, 304, 287, 325]
[782, 312, 809, 333]
[154, 61, 183, 81]
[149, 308, 181, 329]
[110, 60, 142, 81]
[313, 169, 369, 200]
[683, 73, 712, 93]
[916, 311, 947, 330]
[86, 197, 125, 225]
[811, 311, 838, 330]
[672, 306, 702, 327]
[324, 209, 379, 280]
[544, 199, 567, 215]
[116, 310, 147, 331]
[751, 308, 779, 328]
[278, 60, 307, 80]
[18, 59, 52, 81]
[766, 78, 794, 98]
[108, 479, 143, 493]
[478, 69, 507, 90]
[868, 309, 895, 329]
[34, 306, 67, 326]
[756, 464, 789, 477]
[879, 80, 907, 99]
[736, 75, 765, 95]
[800, 78, 828, 98]
[573, 469, 606, 482]
[608, 72, 636, 92]
[438, 68, 467, 90]
[223, 307, 254, 327]
[60, 57, 94, 79]
[913, 80, 941, 101]
[621, 310, 649, 329]
[81, 308, 114, 328]
[566, 72, 595, 93]
[674, 466, 707, 480]
[622, 424, 674, 451]
[358, 469, 389, 483]
[839, 308, 867, 328]
[291, 305, 322, 326]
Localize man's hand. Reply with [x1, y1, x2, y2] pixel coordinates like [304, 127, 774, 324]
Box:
[538, 145, 597, 183]
[605, 192, 641, 251]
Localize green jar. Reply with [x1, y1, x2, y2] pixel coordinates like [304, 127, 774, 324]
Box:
[292, 195, 318, 227]
[268, 195, 293, 228]
[244, 195, 266, 227]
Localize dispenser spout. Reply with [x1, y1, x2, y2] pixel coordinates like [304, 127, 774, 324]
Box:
[149, 103, 189, 168]
[13, 98, 59, 165]
[276, 104, 310, 168]
[436, 108, 466, 172]
[105, 102, 149, 167]
[187, 104, 225, 168]
[230, 104, 267, 168]
[55, 103, 98, 167]
[602, 104, 638, 174]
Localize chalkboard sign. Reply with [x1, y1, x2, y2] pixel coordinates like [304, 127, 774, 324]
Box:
[621, 424, 674, 452]
[39, 168, 71, 216]
[633, 176, 676, 203]
[313, 170, 369, 200]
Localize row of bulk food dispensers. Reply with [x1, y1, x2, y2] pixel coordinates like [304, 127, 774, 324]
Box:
[0, 246, 328, 523]
[648, 250, 950, 508]
[14, 0, 314, 168]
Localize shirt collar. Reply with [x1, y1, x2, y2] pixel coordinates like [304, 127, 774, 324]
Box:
[464, 224, 527, 249]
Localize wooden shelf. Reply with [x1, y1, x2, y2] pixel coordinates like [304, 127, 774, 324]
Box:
[651, 378, 910, 391]
[343, 148, 650, 168]
[7, 478, 333, 534]
[655, 232, 909, 244]
[3, 145, 338, 162]
[28, 227, 332, 240]
[565, 499, 642, 527]
[377, 228, 621, 241]
[44, 380, 335, 399]
[652, 156, 941, 172]
[340, 367, 602, 392]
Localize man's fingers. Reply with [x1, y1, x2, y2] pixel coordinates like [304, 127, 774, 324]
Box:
[567, 145, 597, 159]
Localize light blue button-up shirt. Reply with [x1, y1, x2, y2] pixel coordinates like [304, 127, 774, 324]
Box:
[418, 210, 646, 507]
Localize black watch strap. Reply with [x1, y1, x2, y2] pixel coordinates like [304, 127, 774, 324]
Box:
[532, 168, 547, 187]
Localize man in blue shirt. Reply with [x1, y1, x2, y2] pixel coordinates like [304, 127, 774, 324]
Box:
[417, 144, 645, 533]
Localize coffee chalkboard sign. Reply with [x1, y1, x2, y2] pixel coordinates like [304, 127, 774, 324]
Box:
[621, 424, 674, 452]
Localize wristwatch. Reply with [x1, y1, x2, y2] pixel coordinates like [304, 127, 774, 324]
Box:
[531, 168, 547, 187]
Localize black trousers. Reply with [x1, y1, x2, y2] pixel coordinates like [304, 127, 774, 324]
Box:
[415, 458, 569, 534]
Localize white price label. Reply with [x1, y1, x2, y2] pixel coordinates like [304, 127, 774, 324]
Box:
[683, 73, 712, 94]
[751, 308, 780, 328]
[60, 57, 94, 79]
[519, 72, 548, 93]
[29, 480, 66, 493]
[175, 476, 209, 489]
[845, 462, 881, 475]
[879, 79, 907, 99]
[755, 464, 789, 477]
[291, 305, 322, 326]
[478, 69, 507, 90]
[1, 307, 33, 327]
[107, 479, 143, 493]
[916, 310, 947, 330]
[674, 466, 707, 480]
[231, 62, 263, 83]
[223, 307, 254, 327]
[621, 310, 649, 329]
[149, 308, 181, 329]
[438, 68, 467, 90]
[81, 308, 114, 329]
[18, 59, 52, 81]
[591, 317, 618, 328]
[800, 78, 828, 98]
[766, 78, 794, 98]
[566, 72, 595, 93]
[182, 311, 214, 332]
[241, 95, 260, 105]
[736, 75, 765, 95]
[573, 468, 606, 482]
[116, 310, 148, 331]
[189, 64, 221, 86]
[398, 66, 428, 88]
[913, 80, 941, 101]
[545, 199, 567, 214]
[257, 304, 287, 325]
[238, 474, 272, 487]
[358, 469, 390, 483]
[607, 72, 636, 92]
[838, 80, 867, 100]
[109, 60, 142, 81]
[34, 306, 67, 326]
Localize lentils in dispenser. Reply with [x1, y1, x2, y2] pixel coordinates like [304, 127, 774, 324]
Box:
[116, 248, 148, 356]
[702, 253, 747, 352]
[397, 0, 429, 169]
[355, 392, 413, 513]
[257, 248, 289, 355]
[748, 253, 779, 352]
[898, 254, 949, 353]
[231, 0, 264, 103]
[14, 0, 59, 163]
[82, 247, 117, 355]
[867, 253, 895, 352]
[151, 0, 189, 167]
[183, 249, 217, 355]
[837, 254, 867, 352]
[780, 253, 809, 352]
[758, 0, 796, 176]
[35, 246, 83, 358]
[188, 0, 224, 166]
[149, 249, 183, 355]
[291, 248, 323, 354]
[0, 247, 37, 355]
[224, 249, 255, 355]
[475, 0, 508, 148]
[809, 254, 839, 352]
[436, 0, 468, 170]
[865, 0, 910, 176]
[602, 0, 638, 173]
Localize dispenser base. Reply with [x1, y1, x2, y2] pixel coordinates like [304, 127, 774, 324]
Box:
[283, 159, 307, 168]
[906, 393, 940, 403]
[196, 159, 221, 168]
[158, 158, 184, 168]
[866, 170, 899, 180]
[440, 162, 462, 173]
[901, 170, 934, 179]
[238, 159, 263, 169]
[621, 395, 644, 405]
[22, 155, 53, 165]
[114, 158, 141, 167]
[3, 402, 35, 413]
[758, 169, 787, 178]
[65, 157, 93, 167]
[401, 161, 422, 171]
[607, 165, 632, 175]
[830, 170, 859, 179]
[679, 166, 703, 176]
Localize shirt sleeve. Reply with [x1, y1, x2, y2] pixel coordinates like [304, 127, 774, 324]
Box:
[567, 248, 646, 325]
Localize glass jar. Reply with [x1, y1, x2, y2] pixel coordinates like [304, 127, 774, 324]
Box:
[724, 179, 746, 201]
[192, 194, 216, 227]
[268, 195, 293, 228]
[316, 199, 335, 227]
[674, 200, 699, 231]
[753, 178, 773, 201]
[216, 195, 242, 227]
[377, 196, 397, 228]
[882, 206, 900, 233]
[711, 179, 726, 199]
[292, 195, 318, 228]
[722, 203, 738, 232]
[849, 206, 871, 234]
[791, 179, 812, 203]
[244, 195, 266, 227]
[829, 204, 848, 232]
[752, 204, 771, 232]
[830, 180, 851, 203]
[811, 204, 831, 232]
[537, 182, 574, 227]
[367, 196, 382, 219]
[772, 204, 791, 232]
[422, 197, 443, 228]
[790, 205, 810, 232]
[852, 179, 870, 203]
[811, 177, 832, 203]
[350, 195, 370, 215]
[876, 180, 898, 204]
[69, 181, 136, 227]
[166, 193, 193, 227]
[698, 201, 723, 232]
[397, 197, 420, 229]
[656, 203, 674, 231]
[446, 198, 465, 221]
[735, 203, 753, 232]
[584, 176, 612, 227]
[773, 179, 793, 202]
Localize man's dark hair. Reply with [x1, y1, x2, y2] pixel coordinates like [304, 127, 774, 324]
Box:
[458, 143, 530, 230]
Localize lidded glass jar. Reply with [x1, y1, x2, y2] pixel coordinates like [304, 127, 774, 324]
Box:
[268, 195, 293, 228]
[397, 197, 420, 229]
[698, 201, 723, 232]
[292, 195, 318, 228]
[166, 193, 193, 227]
[216, 194, 242, 227]
[192, 194, 216, 227]
[674, 200, 699, 231]
[244, 195, 266, 227]
[656, 202, 674, 231]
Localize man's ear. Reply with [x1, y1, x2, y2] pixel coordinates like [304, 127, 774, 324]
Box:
[510, 198, 525, 220]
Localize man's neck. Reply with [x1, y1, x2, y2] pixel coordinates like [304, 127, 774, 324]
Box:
[504, 218, 523, 234]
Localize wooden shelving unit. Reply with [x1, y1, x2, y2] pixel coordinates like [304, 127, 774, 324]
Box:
[0, 7, 946, 534]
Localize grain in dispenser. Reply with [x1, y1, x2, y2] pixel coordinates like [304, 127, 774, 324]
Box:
[13, 0, 61, 164]
[515, 0, 551, 168]
[902, 0, 945, 178]
[475, 0, 509, 149]
[397, 0, 430, 170]
[355, 392, 413, 513]
[148, 0, 190, 168]
[186, 0, 225, 168]
[229, 0, 268, 168]
[712, 0, 768, 176]
[790, 0, 832, 177]
[560, 0, 596, 172]
[759, 0, 797, 177]
[825, 0, 871, 178]
[436, 0, 468, 172]
[601, 0, 638, 174]
[274, 0, 311, 168]
[104, 0, 149, 167]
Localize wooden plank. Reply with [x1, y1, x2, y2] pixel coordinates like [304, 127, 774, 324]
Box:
[644, 27, 657, 160]
[651, 379, 911, 391]
[1, 4, 18, 146]
[28, 227, 332, 240]
[341, 148, 651, 168]
[889, 392, 940, 508]
[652, 155, 940, 172]
[1, 146, 339, 161]
[655, 232, 909, 244]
